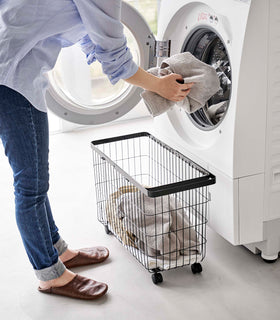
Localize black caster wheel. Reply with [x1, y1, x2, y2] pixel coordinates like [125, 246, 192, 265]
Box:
[262, 258, 278, 264]
[152, 273, 163, 284]
[191, 263, 203, 274]
[104, 225, 112, 235]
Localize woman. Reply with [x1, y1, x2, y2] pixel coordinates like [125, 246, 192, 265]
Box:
[0, 0, 192, 300]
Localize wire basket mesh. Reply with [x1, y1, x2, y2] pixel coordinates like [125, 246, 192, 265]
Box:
[91, 132, 215, 274]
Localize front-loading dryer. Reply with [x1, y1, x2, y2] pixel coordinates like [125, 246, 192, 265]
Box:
[154, 0, 280, 261]
[46, 0, 280, 261]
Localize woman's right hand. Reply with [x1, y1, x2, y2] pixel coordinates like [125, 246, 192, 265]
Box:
[124, 67, 193, 101]
[155, 73, 193, 102]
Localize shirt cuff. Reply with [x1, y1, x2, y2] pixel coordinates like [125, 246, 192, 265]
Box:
[78, 34, 97, 64]
[108, 58, 139, 84]
[78, 35, 139, 84]
[95, 43, 138, 84]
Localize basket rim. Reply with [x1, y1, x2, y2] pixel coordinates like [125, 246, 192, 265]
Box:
[91, 132, 216, 197]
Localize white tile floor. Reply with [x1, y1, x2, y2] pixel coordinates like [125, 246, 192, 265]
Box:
[0, 118, 280, 320]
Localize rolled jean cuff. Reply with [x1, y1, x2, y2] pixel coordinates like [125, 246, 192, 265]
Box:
[35, 259, 66, 281]
[54, 237, 68, 256]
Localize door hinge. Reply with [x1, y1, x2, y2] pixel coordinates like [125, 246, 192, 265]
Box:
[155, 40, 171, 58]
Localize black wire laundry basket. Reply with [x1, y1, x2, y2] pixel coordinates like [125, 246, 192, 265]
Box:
[91, 132, 215, 284]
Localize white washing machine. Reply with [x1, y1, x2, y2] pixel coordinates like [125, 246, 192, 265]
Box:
[47, 0, 280, 261]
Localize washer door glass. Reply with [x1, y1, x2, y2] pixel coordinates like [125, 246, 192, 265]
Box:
[46, 2, 155, 125]
[51, 27, 138, 107]
[183, 28, 232, 130]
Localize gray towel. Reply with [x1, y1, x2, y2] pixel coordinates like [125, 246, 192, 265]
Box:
[117, 192, 199, 260]
[207, 100, 228, 123]
[141, 52, 220, 117]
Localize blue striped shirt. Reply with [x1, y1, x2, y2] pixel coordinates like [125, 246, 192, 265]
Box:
[0, 0, 138, 112]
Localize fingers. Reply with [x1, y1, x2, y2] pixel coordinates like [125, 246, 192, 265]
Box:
[171, 73, 183, 81]
[172, 74, 193, 86]
[179, 88, 191, 97]
[158, 74, 193, 101]
[180, 83, 194, 91]
[173, 88, 191, 102]
[173, 76, 194, 91]
[176, 78, 184, 84]
[185, 88, 191, 94]
[165, 74, 194, 90]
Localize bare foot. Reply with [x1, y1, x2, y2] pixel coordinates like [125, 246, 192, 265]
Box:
[60, 248, 78, 263]
[39, 269, 76, 290]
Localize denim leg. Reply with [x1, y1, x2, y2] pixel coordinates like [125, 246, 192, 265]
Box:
[0, 85, 65, 280]
[45, 196, 68, 255]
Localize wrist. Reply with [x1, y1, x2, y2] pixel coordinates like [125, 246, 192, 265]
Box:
[124, 67, 162, 93]
[146, 74, 161, 94]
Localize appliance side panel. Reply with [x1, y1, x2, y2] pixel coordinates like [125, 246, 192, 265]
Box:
[264, 0, 280, 221]
[150, 132, 241, 245]
[208, 166, 239, 245]
[239, 174, 264, 244]
[233, 0, 268, 177]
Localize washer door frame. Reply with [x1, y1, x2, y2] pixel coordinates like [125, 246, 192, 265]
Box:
[182, 25, 232, 131]
[46, 2, 156, 125]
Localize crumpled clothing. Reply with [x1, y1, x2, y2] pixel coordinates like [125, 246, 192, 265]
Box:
[141, 52, 220, 117]
[105, 186, 139, 248]
[207, 100, 228, 124]
[107, 186, 200, 260]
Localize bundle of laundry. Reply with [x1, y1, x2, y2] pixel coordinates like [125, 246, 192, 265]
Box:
[141, 52, 220, 117]
[105, 185, 139, 248]
[207, 100, 228, 124]
[106, 185, 200, 260]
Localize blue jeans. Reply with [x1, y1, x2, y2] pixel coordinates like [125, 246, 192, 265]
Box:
[0, 85, 67, 281]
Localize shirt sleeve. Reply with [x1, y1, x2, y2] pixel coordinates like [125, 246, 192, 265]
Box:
[72, 0, 139, 84]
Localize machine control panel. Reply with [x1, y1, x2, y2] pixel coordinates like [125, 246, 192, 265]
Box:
[197, 12, 219, 26]
[234, 0, 250, 4]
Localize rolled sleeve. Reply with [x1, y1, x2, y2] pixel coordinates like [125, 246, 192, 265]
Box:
[73, 0, 138, 83]
[78, 34, 97, 64]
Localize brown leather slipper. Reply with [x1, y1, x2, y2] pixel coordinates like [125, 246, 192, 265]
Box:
[63, 246, 109, 269]
[38, 274, 108, 300]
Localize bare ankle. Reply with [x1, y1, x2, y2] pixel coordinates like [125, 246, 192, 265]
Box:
[60, 249, 78, 263]
[39, 269, 76, 289]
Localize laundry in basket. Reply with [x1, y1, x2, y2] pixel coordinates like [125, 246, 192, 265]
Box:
[91, 132, 215, 284]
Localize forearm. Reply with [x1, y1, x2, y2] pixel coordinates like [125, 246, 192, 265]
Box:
[124, 67, 161, 93]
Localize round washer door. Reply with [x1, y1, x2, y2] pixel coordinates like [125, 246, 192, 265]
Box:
[46, 2, 155, 125]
